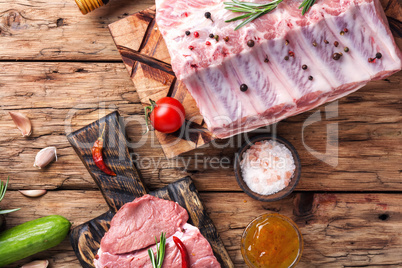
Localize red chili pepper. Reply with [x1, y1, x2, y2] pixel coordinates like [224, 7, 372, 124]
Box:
[92, 126, 116, 176]
[193, 32, 199, 38]
[206, 41, 211, 46]
[173, 236, 190, 268]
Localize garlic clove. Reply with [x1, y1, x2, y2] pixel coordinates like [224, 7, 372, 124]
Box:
[19, 190, 47, 197]
[34, 147, 57, 169]
[9, 111, 32, 137]
[21, 260, 49, 268]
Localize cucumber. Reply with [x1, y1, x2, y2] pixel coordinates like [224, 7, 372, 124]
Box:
[0, 215, 71, 267]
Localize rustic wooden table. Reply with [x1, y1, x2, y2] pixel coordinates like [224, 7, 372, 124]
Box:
[0, 0, 401, 267]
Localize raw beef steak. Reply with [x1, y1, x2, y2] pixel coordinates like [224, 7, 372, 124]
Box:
[100, 194, 188, 254]
[94, 195, 220, 267]
[94, 224, 220, 268]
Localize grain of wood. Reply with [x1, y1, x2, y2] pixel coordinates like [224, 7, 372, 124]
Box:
[0, 62, 400, 192]
[2, 191, 402, 267]
[0, 0, 401, 267]
[0, 0, 154, 60]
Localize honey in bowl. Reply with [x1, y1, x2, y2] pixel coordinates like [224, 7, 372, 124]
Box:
[241, 214, 303, 268]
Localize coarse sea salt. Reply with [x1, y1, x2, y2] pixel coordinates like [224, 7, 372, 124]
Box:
[240, 140, 296, 196]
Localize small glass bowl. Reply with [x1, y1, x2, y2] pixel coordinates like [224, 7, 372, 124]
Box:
[241, 213, 303, 268]
[234, 134, 301, 202]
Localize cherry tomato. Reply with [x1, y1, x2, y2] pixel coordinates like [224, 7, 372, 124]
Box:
[145, 97, 185, 133]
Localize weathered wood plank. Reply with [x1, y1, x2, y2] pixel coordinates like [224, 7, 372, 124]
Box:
[0, 62, 400, 192]
[0, 0, 153, 60]
[2, 191, 402, 267]
[0, 62, 145, 191]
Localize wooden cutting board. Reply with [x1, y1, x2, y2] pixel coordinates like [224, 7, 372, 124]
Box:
[67, 111, 233, 268]
[108, 7, 216, 159]
[108, 1, 402, 159]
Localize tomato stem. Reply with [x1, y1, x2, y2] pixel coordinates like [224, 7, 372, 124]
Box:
[144, 99, 157, 134]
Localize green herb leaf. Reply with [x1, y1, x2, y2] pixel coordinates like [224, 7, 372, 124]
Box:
[148, 248, 157, 268]
[0, 177, 9, 202]
[0, 208, 20, 214]
[0, 177, 20, 215]
[157, 232, 166, 267]
[148, 232, 166, 268]
[299, 0, 317, 15]
[225, 13, 253, 23]
[224, 0, 283, 30]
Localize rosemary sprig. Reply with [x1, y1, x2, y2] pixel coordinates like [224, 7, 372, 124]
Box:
[0, 177, 20, 215]
[224, 0, 283, 30]
[299, 0, 317, 15]
[148, 232, 166, 268]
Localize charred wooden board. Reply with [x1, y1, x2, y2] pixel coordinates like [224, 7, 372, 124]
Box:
[67, 111, 233, 268]
[108, 2, 402, 159]
[109, 6, 215, 159]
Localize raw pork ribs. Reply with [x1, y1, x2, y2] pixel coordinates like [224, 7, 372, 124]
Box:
[156, 0, 402, 138]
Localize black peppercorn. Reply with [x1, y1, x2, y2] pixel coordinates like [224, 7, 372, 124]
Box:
[224, 36, 229, 42]
[240, 84, 248, 92]
[333, 53, 342, 60]
[264, 58, 269, 63]
[302, 64, 308, 70]
[209, 33, 214, 38]
[376, 52, 382, 59]
[247, 40, 255, 47]
[205, 12, 211, 19]
[284, 56, 289, 61]
[324, 39, 329, 44]
[334, 41, 339, 47]
[344, 47, 349, 53]
[185, 31, 190, 36]
[308, 76, 313, 80]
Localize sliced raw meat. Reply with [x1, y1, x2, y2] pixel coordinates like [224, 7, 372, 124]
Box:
[100, 194, 189, 254]
[155, 0, 402, 138]
[94, 223, 221, 268]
